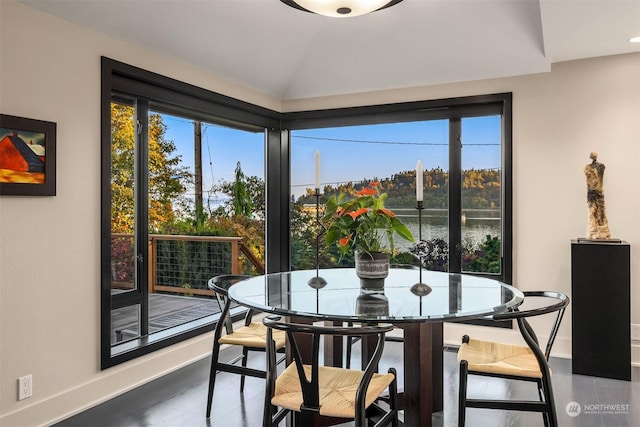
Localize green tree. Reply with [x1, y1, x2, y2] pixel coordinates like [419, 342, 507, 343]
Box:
[290, 203, 317, 270]
[110, 104, 192, 233]
[209, 163, 264, 219]
[110, 104, 136, 233]
[200, 168, 266, 273]
[464, 235, 501, 274]
[231, 161, 253, 217]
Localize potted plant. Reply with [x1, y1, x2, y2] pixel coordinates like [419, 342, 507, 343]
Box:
[323, 181, 414, 288]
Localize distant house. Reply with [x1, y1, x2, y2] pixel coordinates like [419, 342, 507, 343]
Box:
[0, 131, 45, 172]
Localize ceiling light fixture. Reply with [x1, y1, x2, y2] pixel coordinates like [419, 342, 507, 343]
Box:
[281, 0, 404, 18]
[630, 36, 640, 43]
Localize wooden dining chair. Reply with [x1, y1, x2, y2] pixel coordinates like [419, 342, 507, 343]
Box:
[205, 275, 286, 419]
[263, 316, 399, 427]
[457, 291, 569, 427]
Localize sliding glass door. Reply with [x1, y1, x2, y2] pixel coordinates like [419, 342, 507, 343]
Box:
[102, 57, 277, 367]
[109, 100, 266, 350]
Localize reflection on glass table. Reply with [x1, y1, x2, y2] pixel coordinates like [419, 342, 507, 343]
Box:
[229, 268, 521, 322]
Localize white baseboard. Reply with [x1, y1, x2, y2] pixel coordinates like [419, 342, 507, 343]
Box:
[0, 335, 212, 427]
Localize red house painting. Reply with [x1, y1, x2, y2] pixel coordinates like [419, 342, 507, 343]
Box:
[0, 115, 55, 195]
[0, 131, 45, 183]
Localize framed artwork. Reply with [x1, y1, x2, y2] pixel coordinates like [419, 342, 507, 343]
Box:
[0, 114, 56, 196]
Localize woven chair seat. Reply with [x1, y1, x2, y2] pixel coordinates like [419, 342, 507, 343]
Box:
[457, 291, 569, 427]
[271, 364, 395, 418]
[457, 337, 549, 379]
[218, 322, 286, 349]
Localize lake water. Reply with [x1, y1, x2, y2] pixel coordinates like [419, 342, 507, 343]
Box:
[391, 208, 501, 251]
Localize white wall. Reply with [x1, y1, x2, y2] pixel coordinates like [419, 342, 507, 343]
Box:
[1, 1, 638, 426]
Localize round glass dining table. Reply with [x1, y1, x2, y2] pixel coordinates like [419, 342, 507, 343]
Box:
[229, 268, 524, 426]
[229, 268, 523, 322]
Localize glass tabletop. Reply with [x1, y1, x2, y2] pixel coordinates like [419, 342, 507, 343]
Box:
[228, 268, 524, 323]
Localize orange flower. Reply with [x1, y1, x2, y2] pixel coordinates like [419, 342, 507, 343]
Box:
[357, 188, 376, 196]
[348, 208, 369, 219]
[323, 187, 414, 257]
[376, 208, 396, 217]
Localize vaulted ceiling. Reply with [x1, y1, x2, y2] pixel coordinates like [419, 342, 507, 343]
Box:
[19, 0, 640, 100]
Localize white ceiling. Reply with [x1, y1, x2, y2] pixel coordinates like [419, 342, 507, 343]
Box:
[18, 0, 640, 101]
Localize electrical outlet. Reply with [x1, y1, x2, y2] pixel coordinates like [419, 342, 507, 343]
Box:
[631, 324, 640, 341]
[18, 375, 32, 400]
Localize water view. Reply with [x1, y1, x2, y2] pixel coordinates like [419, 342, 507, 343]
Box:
[387, 208, 500, 251]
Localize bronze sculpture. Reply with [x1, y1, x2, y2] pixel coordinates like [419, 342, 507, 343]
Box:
[584, 152, 611, 239]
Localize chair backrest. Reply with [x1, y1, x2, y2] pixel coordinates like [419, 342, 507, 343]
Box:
[493, 290, 570, 363]
[263, 316, 394, 412]
[208, 274, 252, 335]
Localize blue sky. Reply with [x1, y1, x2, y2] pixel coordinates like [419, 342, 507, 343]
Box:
[160, 113, 501, 198]
[160, 114, 264, 189]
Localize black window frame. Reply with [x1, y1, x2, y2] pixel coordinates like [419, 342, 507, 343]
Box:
[101, 57, 512, 368]
[281, 93, 512, 282]
[101, 58, 283, 368]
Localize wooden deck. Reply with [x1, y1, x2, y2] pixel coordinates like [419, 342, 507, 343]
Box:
[111, 294, 222, 344]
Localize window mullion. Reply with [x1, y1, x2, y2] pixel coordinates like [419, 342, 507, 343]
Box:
[448, 118, 462, 273]
[265, 127, 290, 273]
[136, 100, 150, 336]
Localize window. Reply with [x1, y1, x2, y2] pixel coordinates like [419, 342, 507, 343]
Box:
[460, 116, 503, 275]
[108, 103, 266, 345]
[285, 95, 512, 283]
[102, 58, 512, 367]
[290, 120, 450, 269]
[101, 58, 280, 368]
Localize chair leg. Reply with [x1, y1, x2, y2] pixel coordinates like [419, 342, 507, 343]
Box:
[536, 379, 550, 427]
[297, 411, 312, 427]
[389, 367, 399, 427]
[206, 341, 221, 418]
[458, 360, 468, 427]
[262, 394, 273, 427]
[541, 375, 558, 427]
[346, 335, 353, 369]
[240, 347, 249, 392]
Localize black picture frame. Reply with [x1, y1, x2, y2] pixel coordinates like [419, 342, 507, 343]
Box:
[0, 114, 56, 196]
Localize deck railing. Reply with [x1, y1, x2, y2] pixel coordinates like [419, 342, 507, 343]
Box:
[111, 234, 264, 297]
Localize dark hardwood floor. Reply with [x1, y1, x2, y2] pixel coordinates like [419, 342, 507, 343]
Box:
[55, 342, 640, 427]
